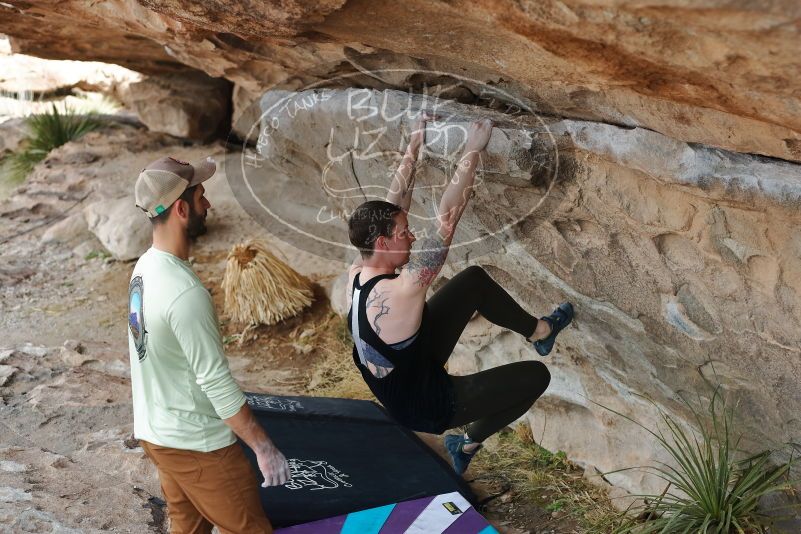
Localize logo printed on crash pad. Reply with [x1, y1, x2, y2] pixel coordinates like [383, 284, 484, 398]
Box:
[128, 276, 147, 362]
[442, 501, 463, 515]
[245, 394, 303, 412]
[283, 459, 352, 491]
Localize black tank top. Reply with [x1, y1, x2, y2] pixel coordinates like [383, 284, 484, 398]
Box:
[347, 272, 455, 434]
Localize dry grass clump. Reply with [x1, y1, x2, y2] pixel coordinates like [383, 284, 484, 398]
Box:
[304, 312, 373, 400]
[471, 423, 625, 532]
[223, 240, 313, 326]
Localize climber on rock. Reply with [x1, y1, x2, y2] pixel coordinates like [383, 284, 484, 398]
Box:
[344, 115, 574, 474]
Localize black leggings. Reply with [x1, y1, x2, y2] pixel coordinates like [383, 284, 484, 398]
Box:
[427, 265, 551, 442]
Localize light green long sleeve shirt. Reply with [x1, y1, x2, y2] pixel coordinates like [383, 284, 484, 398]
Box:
[128, 247, 246, 452]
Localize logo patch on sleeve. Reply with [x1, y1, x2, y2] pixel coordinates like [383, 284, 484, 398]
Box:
[128, 276, 147, 362]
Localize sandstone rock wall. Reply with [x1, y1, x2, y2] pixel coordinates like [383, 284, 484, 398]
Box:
[120, 71, 232, 140]
[3, 1, 800, 159]
[243, 88, 801, 495]
[1, 0, 799, 498]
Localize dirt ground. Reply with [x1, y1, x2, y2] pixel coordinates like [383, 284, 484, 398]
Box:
[0, 122, 587, 533]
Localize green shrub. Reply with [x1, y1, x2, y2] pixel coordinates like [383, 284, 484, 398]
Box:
[601, 390, 797, 533]
[26, 103, 104, 151]
[4, 104, 103, 183]
[546, 498, 567, 512]
[4, 146, 45, 184]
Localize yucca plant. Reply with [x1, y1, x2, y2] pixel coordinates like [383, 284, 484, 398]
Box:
[4, 145, 45, 184]
[4, 103, 103, 183]
[597, 389, 797, 533]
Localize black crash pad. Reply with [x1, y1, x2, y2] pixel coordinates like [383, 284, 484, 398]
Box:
[240, 392, 473, 528]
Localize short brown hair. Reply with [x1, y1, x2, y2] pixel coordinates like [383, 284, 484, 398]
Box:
[348, 200, 402, 258]
[150, 185, 197, 225]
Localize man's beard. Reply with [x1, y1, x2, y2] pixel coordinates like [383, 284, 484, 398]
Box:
[186, 203, 207, 240]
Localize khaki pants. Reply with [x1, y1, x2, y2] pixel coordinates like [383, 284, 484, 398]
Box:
[141, 441, 273, 534]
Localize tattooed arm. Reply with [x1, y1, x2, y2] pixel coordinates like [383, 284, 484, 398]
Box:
[399, 120, 492, 292]
[386, 114, 430, 211]
[436, 119, 492, 242]
[399, 233, 450, 290]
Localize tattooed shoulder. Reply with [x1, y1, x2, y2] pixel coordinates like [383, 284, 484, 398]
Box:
[405, 235, 448, 287]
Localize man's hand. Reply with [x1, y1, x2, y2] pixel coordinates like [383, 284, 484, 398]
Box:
[223, 403, 291, 487]
[255, 442, 291, 487]
[464, 118, 493, 153]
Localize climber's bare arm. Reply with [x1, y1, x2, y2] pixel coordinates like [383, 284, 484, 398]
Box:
[436, 119, 492, 239]
[386, 114, 431, 211]
[399, 119, 493, 293]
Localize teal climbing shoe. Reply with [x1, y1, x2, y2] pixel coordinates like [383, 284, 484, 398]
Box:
[533, 302, 574, 356]
[444, 434, 481, 475]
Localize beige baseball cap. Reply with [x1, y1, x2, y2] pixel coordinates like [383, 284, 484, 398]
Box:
[134, 156, 217, 218]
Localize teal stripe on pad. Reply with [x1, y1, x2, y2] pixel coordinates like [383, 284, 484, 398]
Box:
[341, 503, 396, 534]
[478, 526, 499, 534]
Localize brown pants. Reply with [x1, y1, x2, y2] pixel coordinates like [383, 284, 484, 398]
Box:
[141, 441, 273, 534]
